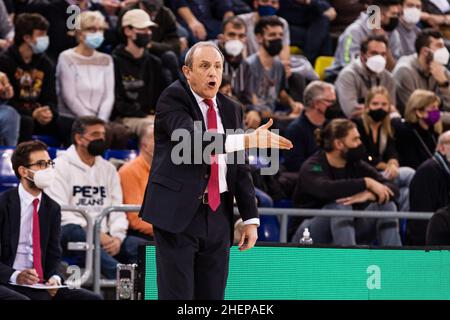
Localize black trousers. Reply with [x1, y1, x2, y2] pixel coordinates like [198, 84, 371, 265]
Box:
[153, 195, 231, 300]
[0, 284, 102, 300]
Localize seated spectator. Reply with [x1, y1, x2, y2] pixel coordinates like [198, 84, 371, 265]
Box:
[0, 0, 13, 53]
[329, 0, 366, 35]
[397, 0, 422, 56]
[112, 9, 163, 138]
[169, 0, 234, 42]
[247, 16, 303, 120]
[56, 11, 127, 148]
[335, 35, 396, 119]
[354, 86, 415, 212]
[0, 13, 59, 143]
[45, 116, 144, 280]
[409, 130, 450, 245]
[284, 81, 336, 173]
[0, 71, 19, 146]
[421, 0, 450, 32]
[393, 89, 441, 170]
[278, 0, 336, 64]
[426, 204, 450, 246]
[393, 29, 450, 117]
[325, 0, 402, 82]
[119, 124, 154, 240]
[238, 0, 290, 60]
[216, 16, 254, 106]
[0, 140, 101, 300]
[120, 0, 182, 83]
[239, 2, 309, 97]
[292, 119, 401, 246]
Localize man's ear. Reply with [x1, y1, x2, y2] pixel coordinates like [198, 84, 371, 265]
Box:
[255, 33, 263, 45]
[18, 166, 28, 180]
[23, 34, 32, 44]
[182, 65, 191, 81]
[217, 33, 225, 43]
[334, 139, 344, 151]
[123, 26, 133, 38]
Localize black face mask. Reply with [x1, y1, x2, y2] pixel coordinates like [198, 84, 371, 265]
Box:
[368, 108, 388, 122]
[263, 38, 283, 57]
[87, 139, 108, 156]
[383, 17, 399, 32]
[344, 144, 366, 163]
[133, 33, 152, 48]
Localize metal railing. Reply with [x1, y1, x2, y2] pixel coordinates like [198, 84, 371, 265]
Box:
[91, 205, 434, 295]
[60, 205, 94, 287]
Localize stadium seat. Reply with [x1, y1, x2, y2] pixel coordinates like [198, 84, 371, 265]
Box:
[258, 215, 280, 242]
[274, 199, 293, 208]
[32, 135, 61, 147]
[314, 56, 335, 81]
[104, 149, 138, 161]
[0, 148, 19, 193]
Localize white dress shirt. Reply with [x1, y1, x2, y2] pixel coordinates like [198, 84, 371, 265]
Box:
[190, 89, 259, 226]
[9, 184, 61, 285]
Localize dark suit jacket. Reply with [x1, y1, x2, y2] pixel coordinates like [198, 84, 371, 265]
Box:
[140, 79, 258, 234]
[0, 188, 62, 284]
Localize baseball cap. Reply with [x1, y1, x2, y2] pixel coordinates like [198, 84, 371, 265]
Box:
[122, 9, 157, 28]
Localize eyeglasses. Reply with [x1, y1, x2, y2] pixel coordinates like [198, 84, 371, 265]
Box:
[25, 160, 55, 170]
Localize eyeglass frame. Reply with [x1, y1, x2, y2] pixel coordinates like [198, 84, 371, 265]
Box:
[24, 159, 55, 170]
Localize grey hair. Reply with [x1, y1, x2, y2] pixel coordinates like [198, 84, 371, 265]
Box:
[184, 41, 224, 69]
[437, 130, 450, 149]
[303, 81, 335, 109]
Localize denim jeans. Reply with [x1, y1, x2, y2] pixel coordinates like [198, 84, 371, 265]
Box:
[391, 167, 415, 212]
[61, 224, 147, 279]
[293, 202, 402, 246]
[0, 103, 20, 146]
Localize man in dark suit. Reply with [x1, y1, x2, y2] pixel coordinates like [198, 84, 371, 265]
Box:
[140, 41, 293, 300]
[0, 140, 101, 300]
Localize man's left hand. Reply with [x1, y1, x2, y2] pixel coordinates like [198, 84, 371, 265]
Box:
[238, 224, 258, 251]
[46, 277, 61, 298]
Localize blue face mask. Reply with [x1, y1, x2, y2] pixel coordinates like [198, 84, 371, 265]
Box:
[31, 36, 49, 54]
[85, 32, 104, 49]
[258, 5, 277, 16]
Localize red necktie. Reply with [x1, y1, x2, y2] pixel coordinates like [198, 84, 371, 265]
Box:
[32, 198, 44, 282]
[204, 98, 220, 212]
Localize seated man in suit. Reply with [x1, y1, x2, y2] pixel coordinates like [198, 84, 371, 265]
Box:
[0, 140, 101, 300]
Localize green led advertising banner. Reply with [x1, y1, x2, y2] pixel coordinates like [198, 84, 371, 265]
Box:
[141, 245, 450, 300]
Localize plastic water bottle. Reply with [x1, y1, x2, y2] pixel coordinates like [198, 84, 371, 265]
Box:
[299, 228, 313, 245]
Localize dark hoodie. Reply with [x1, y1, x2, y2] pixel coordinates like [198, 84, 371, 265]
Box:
[112, 45, 165, 119]
[0, 45, 57, 117]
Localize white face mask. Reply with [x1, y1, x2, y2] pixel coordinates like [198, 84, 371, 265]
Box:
[224, 39, 244, 57]
[27, 167, 55, 189]
[403, 7, 422, 25]
[365, 55, 386, 74]
[434, 47, 450, 65]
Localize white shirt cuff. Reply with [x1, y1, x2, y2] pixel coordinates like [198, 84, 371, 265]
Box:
[225, 134, 245, 153]
[9, 270, 20, 284]
[50, 275, 62, 285]
[243, 218, 260, 227]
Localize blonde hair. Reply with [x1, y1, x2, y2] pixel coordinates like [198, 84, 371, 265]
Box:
[405, 89, 442, 134]
[362, 86, 394, 139]
[75, 11, 105, 41]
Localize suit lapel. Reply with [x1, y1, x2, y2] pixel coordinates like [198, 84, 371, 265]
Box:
[38, 194, 49, 254]
[180, 79, 207, 131]
[216, 95, 234, 132]
[8, 189, 21, 260]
